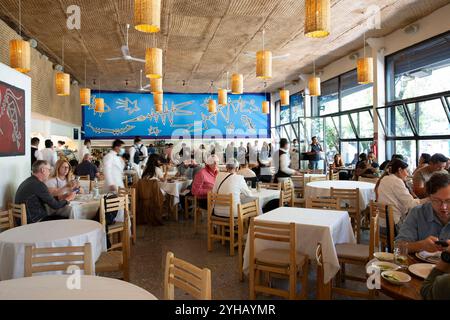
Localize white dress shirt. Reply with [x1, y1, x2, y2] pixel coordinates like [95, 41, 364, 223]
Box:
[212, 172, 253, 217]
[377, 174, 422, 224]
[103, 150, 125, 191]
[278, 148, 296, 175]
[37, 148, 58, 168]
[129, 144, 149, 166]
[194, 149, 208, 164]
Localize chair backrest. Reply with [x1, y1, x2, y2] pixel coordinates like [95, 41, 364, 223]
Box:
[249, 220, 296, 265]
[118, 187, 136, 214]
[164, 251, 211, 300]
[315, 242, 332, 299]
[0, 210, 14, 231]
[369, 201, 394, 252]
[308, 175, 327, 182]
[330, 172, 339, 180]
[259, 182, 281, 190]
[369, 212, 380, 258]
[279, 185, 294, 207]
[24, 243, 93, 277]
[207, 192, 233, 217]
[306, 197, 340, 211]
[99, 196, 128, 228]
[8, 203, 27, 226]
[237, 199, 259, 236]
[330, 188, 360, 211]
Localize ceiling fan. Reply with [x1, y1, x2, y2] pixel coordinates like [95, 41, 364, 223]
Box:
[243, 52, 291, 60]
[106, 24, 145, 63]
[139, 70, 151, 92]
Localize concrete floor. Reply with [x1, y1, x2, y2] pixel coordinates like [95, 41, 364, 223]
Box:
[106, 217, 391, 300]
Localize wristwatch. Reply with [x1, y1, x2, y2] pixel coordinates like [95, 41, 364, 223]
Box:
[442, 251, 450, 263]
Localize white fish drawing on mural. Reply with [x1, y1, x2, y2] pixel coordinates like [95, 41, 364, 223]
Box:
[87, 123, 135, 135]
[116, 98, 140, 115]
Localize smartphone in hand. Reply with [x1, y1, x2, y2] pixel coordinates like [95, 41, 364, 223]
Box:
[435, 240, 449, 247]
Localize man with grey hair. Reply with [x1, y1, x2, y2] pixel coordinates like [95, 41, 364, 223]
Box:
[15, 160, 75, 224]
[212, 158, 253, 218]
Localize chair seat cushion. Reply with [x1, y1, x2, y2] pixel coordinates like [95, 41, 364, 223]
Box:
[108, 222, 124, 231]
[256, 248, 307, 269]
[335, 243, 369, 261]
[95, 251, 123, 272]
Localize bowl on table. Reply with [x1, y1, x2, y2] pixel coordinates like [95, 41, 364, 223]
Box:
[381, 271, 411, 285]
[373, 252, 395, 262]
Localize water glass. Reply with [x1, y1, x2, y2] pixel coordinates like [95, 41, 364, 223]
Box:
[394, 240, 409, 268]
[247, 181, 252, 189]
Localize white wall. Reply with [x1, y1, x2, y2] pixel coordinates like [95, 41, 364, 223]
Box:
[0, 62, 31, 209]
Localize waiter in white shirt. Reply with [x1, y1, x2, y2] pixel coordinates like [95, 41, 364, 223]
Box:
[212, 159, 253, 218]
[103, 139, 126, 192]
[128, 136, 148, 176]
[195, 144, 208, 164]
[37, 139, 58, 169]
[78, 139, 91, 161]
[274, 138, 301, 183]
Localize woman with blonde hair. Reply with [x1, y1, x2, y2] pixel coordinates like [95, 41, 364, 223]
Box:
[46, 159, 82, 199]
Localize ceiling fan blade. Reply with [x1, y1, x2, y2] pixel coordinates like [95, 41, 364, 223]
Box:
[273, 54, 291, 60]
[143, 84, 150, 89]
[129, 57, 146, 63]
[105, 57, 123, 61]
[121, 45, 130, 57]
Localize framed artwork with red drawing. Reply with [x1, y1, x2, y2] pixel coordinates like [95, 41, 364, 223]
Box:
[0, 80, 25, 157]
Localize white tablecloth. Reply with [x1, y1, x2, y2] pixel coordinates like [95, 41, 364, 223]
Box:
[305, 180, 376, 210]
[242, 207, 355, 283]
[70, 195, 125, 222]
[159, 180, 192, 205]
[0, 275, 157, 300]
[0, 220, 106, 280]
[244, 189, 280, 213]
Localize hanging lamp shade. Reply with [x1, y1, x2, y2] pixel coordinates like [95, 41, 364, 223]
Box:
[145, 48, 162, 79]
[134, 0, 161, 33]
[55, 72, 70, 96]
[308, 77, 321, 96]
[256, 50, 272, 79]
[280, 89, 290, 106]
[357, 57, 373, 84]
[305, 0, 330, 38]
[150, 78, 163, 93]
[208, 99, 217, 113]
[262, 101, 270, 114]
[80, 88, 91, 106]
[154, 92, 163, 112]
[95, 98, 105, 113]
[9, 39, 30, 73]
[218, 88, 228, 106]
[231, 73, 243, 94]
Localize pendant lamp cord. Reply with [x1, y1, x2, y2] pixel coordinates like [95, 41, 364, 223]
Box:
[313, 59, 316, 78]
[19, 0, 21, 37]
[363, 31, 366, 58]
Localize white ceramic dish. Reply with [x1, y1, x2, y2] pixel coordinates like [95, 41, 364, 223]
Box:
[371, 261, 400, 272]
[381, 271, 411, 285]
[415, 251, 441, 264]
[373, 252, 395, 262]
[408, 263, 435, 279]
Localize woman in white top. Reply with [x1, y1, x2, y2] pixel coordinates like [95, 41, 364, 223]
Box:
[377, 158, 425, 225]
[142, 154, 166, 181]
[212, 159, 253, 218]
[237, 163, 256, 178]
[46, 159, 82, 199]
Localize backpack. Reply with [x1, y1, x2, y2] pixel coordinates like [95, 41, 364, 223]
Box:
[133, 145, 144, 164]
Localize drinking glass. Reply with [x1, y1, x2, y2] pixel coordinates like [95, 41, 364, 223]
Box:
[394, 240, 409, 268]
[247, 181, 253, 189]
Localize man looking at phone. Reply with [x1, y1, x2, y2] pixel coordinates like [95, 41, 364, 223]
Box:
[396, 173, 450, 253]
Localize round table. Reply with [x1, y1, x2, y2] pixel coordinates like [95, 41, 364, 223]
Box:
[0, 275, 157, 300]
[0, 220, 106, 280]
[305, 180, 376, 210]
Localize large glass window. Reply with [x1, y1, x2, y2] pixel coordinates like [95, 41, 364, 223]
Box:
[318, 78, 339, 115]
[407, 99, 450, 136]
[280, 105, 290, 124]
[341, 70, 373, 111]
[290, 92, 304, 121]
[386, 31, 450, 101]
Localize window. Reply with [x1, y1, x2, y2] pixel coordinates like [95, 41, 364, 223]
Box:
[351, 111, 374, 138]
[341, 70, 373, 111]
[386, 31, 450, 101]
[340, 115, 356, 139]
[290, 92, 304, 120]
[407, 99, 450, 136]
[318, 78, 339, 115]
[419, 140, 450, 159]
[280, 105, 290, 124]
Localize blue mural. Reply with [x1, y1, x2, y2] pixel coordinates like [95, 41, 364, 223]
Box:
[82, 91, 270, 139]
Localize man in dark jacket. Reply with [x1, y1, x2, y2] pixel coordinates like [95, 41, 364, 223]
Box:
[15, 160, 75, 224]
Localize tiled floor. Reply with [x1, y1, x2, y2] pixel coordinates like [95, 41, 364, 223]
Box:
[112, 216, 391, 300]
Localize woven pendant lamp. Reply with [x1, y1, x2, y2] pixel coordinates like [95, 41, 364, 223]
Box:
[256, 50, 272, 79]
[231, 73, 243, 94]
[56, 72, 70, 96]
[357, 33, 373, 84]
[80, 60, 91, 105]
[208, 99, 217, 113]
[308, 77, 321, 96]
[218, 88, 227, 106]
[280, 89, 289, 106]
[305, 0, 330, 38]
[95, 98, 105, 113]
[10, 39, 30, 73]
[151, 78, 163, 93]
[262, 101, 270, 114]
[145, 48, 162, 79]
[154, 92, 163, 112]
[134, 0, 161, 33]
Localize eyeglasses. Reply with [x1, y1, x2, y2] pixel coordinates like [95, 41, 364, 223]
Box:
[430, 197, 450, 207]
[61, 166, 70, 169]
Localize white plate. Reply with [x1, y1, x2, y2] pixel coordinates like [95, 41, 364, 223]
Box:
[408, 263, 435, 279]
[382, 271, 411, 285]
[416, 251, 441, 264]
[373, 252, 394, 262]
[371, 261, 400, 272]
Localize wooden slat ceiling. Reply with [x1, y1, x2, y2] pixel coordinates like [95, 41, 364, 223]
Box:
[0, 0, 448, 93]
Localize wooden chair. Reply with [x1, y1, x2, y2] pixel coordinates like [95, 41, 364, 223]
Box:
[8, 203, 27, 226]
[207, 192, 237, 256]
[96, 196, 130, 281]
[330, 188, 361, 243]
[118, 187, 137, 245]
[78, 175, 91, 192]
[164, 251, 211, 300]
[237, 199, 259, 281]
[333, 212, 379, 299]
[308, 175, 327, 182]
[279, 182, 294, 207]
[249, 220, 309, 300]
[259, 182, 281, 190]
[370, 201, 395, 252]
[0, 209, 14, 231]
[24, 243, 93, 277]
[306, 197, 340, 211]
[329, 172, 339, 181]
[184, 194, 195, 219]
[193, 196, 208, 234]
